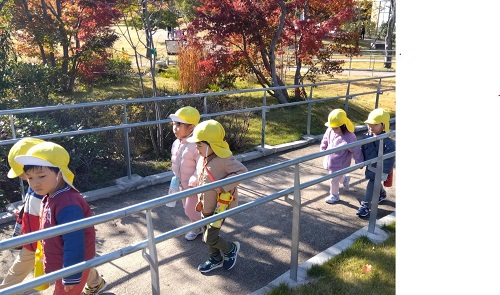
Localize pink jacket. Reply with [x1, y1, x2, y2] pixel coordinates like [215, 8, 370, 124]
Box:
[171, 138, 200, 190]
[320, 128, 363, 172]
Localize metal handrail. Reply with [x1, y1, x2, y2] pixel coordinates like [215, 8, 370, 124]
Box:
[0, 76, 394, 117]
[0, 76, 395, 181]
[0, 131, 395, 294]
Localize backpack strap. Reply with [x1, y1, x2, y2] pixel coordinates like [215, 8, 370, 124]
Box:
[203, 162, 236, 198]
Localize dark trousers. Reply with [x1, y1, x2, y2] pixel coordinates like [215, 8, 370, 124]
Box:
[202, 214, 232, 261]
[363, 179, 386, 206]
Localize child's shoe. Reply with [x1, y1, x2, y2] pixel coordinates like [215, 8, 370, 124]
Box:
[325, 194, 340, 204]
[184, 227, 203, 241]
[378, 191, 387, 203]
[223, 241, 240, 270]
[356, 204, 370, 217]
[83, 277, 107, 295]
[198, 257, 223, 273]
[343, 175, 351, 191]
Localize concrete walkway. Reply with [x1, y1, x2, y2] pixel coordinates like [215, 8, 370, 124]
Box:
[0, 123, 396, 295]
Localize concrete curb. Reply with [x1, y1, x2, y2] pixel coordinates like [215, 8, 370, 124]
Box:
[249, 212, 396, 295]
[0, 118, 395, 225]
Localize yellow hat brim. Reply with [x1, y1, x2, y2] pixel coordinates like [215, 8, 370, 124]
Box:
[14, 156, 76, 190]
[325, 118, 355, 133]
[210, 142, 233, 158]
[7, 138, 45, 178]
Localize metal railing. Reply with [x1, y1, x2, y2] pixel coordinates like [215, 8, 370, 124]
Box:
[0, 76, 395, 184]
[0, 131, 395, 295]
[341, 50, 396, 76]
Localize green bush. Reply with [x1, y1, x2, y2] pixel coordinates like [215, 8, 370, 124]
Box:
[205, 96, 253, 154]
[102, 57, 133, 82]
[158, 67, 179, 80]
[0, 62, 61, 110]
[206, 73, 237, 92]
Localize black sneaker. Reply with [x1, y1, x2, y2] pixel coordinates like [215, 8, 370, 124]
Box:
[359, 200, 369, 206]
[223, 242, 240, 270]
[379, 191, 387, 203]
[198, 257, 223, 273]
[356, 204, 370, 217]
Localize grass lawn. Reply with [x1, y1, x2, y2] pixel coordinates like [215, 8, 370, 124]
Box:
[266, 222, 396, 295]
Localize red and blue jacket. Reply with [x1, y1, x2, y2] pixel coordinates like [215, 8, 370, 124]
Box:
[40, 185, 96, 286]
[20, 187, 44, 251]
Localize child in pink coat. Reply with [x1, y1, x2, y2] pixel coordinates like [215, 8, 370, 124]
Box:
[169, 106, 203, 241]
[320, 109, 363, 204]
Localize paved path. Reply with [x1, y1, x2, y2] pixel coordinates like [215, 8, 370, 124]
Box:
[0, 130, 396, 295]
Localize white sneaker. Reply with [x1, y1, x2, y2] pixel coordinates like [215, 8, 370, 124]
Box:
[325, 194, 340, 204]
[343, 175, 351, 191]
[185, 228, 203, 241]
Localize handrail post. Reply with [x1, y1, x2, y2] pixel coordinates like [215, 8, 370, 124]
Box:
[368, 137, 384, 233]
[142, 209, 160, 295]
[306, 86, 313, 135]
[289, 163, 301, 281]
[261, 91, 267, 148]
[375, 78, 382, 109]
[123, 104, 132, 179]
[8, 114, 16, 140]
[203, 96, 208, 118]
[348, 56, 352, 76]
[344, 82, 351, 112]
[371, 55, 374, 77]
[9, 115, 26, 201]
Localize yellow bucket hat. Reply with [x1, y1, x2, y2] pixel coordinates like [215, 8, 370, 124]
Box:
[14, 141, 76, 189]
[324, 109, 355, 132]
[169, 106, 200, 125]
[7, 137, 45, 178]
[364, 108, 390, 132]
[186, 120, 232, 158]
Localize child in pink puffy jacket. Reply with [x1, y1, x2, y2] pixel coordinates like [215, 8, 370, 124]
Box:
[320, 109, 363, 204]
[169, 106, 203, 241]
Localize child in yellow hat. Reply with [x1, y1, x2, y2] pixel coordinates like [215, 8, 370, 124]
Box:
[186, 119, 248, 273]
[15, 141, 107, 295]
[168, 106, 203, 241]
[1, 138, 45, 290]
[320, 109, 363, 204]
[356, 108, 396, 217]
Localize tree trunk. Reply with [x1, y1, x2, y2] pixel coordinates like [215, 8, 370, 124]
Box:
[384, 0, 396, 69]
[142, 0, 152, 60]
[268, 0, 288, 104]
[292, 3, 309, 101]
[252, 44, 289, 104]
[0, 0, 6, 12]
[18, 0, 47, 64]
[141, 0, 163, 158]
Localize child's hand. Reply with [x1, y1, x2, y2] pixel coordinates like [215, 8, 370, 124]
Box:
[64, 284, 74, 292]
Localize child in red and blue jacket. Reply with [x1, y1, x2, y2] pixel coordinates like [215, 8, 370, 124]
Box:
[15, 141, 107, 295]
